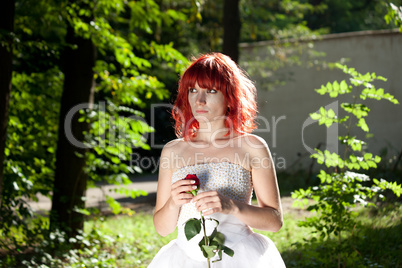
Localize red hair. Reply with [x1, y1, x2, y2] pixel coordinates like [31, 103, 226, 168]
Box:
[172, 53, 257, 140]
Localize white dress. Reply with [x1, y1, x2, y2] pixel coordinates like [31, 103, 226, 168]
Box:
[148, 162, 286, 268]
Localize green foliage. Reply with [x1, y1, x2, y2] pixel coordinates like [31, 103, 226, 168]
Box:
[1, 68, 63, 253]
[292, 64, 402, 267]
[1, 215, 167, 268]
[1, 0, 189, 260]
[385, 2, 402, 32]
[5, 69, 62, 197]
[239, 0, 327, 91]
[305, 0, 402, 33]
[71, 0, 189, 212]
[184, 216, 234, 264]
[241, 0, 324, 42]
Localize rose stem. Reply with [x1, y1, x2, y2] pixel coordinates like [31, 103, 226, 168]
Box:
[200, 211, 211, 268]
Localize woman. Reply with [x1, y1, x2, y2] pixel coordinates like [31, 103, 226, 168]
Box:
[149, 53, 285, 267]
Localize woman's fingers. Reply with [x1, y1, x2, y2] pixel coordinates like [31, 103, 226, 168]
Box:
[193, 191, 233, 214]
[195, 195, 220, 206]
[172, 184, 198, 195]
[172, 179, 197, 187]
[197, 201, 222, 214]
[170, 180, 198, 207]
[172, 180, 197, 192]
[171, 192, 193, 207]
[177, 192, 194, 202]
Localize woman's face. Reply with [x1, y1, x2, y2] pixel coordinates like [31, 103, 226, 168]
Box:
[188, 82, 227, 123]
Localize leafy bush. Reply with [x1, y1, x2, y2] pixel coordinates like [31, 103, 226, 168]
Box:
[292, 64, 402, 267]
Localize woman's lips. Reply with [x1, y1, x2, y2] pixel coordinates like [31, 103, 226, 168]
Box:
[196, 110, 208, 114]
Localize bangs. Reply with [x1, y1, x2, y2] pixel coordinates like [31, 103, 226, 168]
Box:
[180, 58, 232, 93]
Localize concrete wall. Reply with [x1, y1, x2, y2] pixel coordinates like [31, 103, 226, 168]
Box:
[240, 30, 402, 171]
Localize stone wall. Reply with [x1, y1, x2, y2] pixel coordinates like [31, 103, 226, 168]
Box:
[240, 30, 402, 171]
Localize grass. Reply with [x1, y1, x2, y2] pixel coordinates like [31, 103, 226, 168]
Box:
[83, 213, 177, 268]
[1, 199, 400, 267]
[80, 201, 401, 268]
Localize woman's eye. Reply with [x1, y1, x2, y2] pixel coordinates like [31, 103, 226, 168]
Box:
[189, 88, 197, 93]
[208, 89, 217, 93]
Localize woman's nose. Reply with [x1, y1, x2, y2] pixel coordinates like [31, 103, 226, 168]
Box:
[196, 92, 206, 104]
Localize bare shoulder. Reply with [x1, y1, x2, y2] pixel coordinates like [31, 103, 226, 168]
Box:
[162, 139, 184, 154]
[237, 134, 273, 169]
[161, 138, 186, 155]
[240, 134, 269, 153]
[159, 138, 186, 170]
[241, 133, 267, 145]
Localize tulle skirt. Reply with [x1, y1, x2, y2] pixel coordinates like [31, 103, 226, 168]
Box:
[148, 216, 286, 268]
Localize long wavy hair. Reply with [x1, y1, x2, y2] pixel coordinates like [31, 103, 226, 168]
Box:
[172, 53, 257, 140]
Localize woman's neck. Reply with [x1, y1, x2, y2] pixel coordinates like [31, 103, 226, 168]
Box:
[193, 122, 238, 143]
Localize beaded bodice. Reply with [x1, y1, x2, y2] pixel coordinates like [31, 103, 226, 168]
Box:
[149, 162, 286, 267]
[171, 162, 253, 227]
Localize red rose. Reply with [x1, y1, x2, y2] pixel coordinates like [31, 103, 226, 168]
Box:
[184, 174, 200, 196]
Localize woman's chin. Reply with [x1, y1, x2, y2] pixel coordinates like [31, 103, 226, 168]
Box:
[194, 115, 210, 122]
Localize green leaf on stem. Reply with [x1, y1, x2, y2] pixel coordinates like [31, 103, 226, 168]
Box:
[201, 244, 217, 258]
[222, 246, 235, 257]
[184, 218, 202, 241]
[357, 118, 369, 132]
[208, 227, 218, 242]
[211, 232, 225, 245]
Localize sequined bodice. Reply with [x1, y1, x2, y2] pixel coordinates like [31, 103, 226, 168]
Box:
[149, 162, 286, 266]
[171, 162, 253, 227]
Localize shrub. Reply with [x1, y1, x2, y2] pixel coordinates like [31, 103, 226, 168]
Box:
[292, 64, 402, 267]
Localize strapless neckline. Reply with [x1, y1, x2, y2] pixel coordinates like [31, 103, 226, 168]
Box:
[172, 161, 251, 176]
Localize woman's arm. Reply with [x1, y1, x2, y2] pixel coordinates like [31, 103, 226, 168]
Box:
[192, 135, 283, 232]
[153, 142, 198, 236]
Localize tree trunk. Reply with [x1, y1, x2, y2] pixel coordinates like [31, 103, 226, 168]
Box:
[222, 0, 241, 63]
[0, 0, 15, 207]
[50, 23, 96, 237]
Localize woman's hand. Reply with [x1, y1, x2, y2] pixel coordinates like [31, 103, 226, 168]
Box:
[169, 179, 198, 209]
[193, 191, 237, 216]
